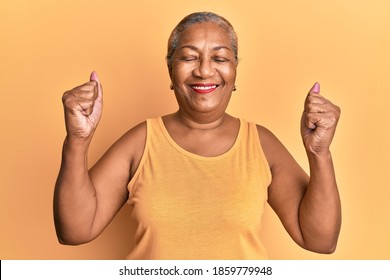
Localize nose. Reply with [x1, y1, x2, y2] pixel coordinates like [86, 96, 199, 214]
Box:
[193, 58, 216, 79]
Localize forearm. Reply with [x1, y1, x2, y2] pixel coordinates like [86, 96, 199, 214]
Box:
[53, 136, 98, 245]
[299, 151, 341, 253]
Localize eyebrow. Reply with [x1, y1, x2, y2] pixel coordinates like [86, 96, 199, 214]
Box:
[178, 45, 232, 52]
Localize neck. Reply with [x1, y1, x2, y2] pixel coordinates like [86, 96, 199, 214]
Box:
[174, 110, 229, 130]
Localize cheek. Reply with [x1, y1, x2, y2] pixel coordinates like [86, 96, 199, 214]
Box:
[220, 66, 237, 83]
[171, 66, 189, 84]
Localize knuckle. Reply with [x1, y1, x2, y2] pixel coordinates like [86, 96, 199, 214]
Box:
[62, 92, 72, 106]
[87, 81, 98, 91]
[62, 92, 68, 102]
[80, 99, 93, 108]
[330, 116, 338, 124]
[306, 95, 315, 104]
[306, 103, 316, 112]
[90, 80, 98, 87]
[62, 89, 72, 98]
[63, 98, 75, 109]
[329, 110, 340, 121]
[87, 99, 95, 106]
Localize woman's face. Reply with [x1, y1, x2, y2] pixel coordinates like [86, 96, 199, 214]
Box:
[170, 22, 237, 118]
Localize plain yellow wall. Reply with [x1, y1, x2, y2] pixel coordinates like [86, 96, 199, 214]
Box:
[1, 0, 389, 259]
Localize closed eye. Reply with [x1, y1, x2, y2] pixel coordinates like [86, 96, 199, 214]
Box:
[179, 56, 198, 62]
[214, 57, 229, 63]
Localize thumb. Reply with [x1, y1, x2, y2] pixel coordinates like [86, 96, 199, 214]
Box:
[310, 82, 320, 94]
[90, 71, 99, 83]
[90, 71, 103, 98]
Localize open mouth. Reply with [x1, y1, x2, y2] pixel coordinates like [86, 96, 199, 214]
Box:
[190, 84, 219, 94]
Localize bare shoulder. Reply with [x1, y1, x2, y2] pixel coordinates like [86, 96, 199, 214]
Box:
[119, 121, 147, 150]
[255, 124, 277, 142]
[110, 121, 147, 177]
[107, 121, 146, 153]
[254, 123, 308, 197]
[90, 121, 147, 181]
[255, 124, 286, 169]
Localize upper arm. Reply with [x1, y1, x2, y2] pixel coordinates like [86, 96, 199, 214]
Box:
[257, 125, 309, 247]
[88, 121, 147, 236]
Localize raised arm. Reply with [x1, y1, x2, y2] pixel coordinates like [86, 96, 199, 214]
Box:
[260, 82, 341, 254]
[53, 72, 145, 245]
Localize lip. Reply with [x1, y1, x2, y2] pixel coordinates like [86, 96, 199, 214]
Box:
[190, 83, 219, 94]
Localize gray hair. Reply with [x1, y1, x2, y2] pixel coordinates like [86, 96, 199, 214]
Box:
[166, 12, 238, 73]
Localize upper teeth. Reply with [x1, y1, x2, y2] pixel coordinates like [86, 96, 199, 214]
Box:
[192, 85, 217, 90]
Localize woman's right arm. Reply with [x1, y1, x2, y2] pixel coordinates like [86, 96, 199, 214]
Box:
[53, 72, 145, 245]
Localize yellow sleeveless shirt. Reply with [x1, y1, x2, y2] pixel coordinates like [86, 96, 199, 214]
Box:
[126, 117, 271, 259]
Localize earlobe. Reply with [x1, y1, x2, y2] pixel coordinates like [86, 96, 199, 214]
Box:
[170, 83, 174, 90]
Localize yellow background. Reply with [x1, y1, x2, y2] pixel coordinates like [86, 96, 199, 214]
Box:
[1, 0, 389, 259]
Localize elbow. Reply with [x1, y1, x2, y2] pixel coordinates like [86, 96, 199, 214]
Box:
[299, 220, 341, 255]
[54, 220, 97, 245]
[57, 237, 72, 246]
[55, 227, 95, 246]
[303, 239, 339, 254]
[325, 241, 338, 254]
[56, 234, 93, 246]
[56, 235, 79, 246]
[316, 243, 337, 254]
[56, 234, 84, 246]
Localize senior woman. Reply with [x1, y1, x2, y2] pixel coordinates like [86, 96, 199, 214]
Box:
[54, 12, 341, 259]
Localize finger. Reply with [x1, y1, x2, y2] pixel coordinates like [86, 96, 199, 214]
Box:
[306, 102, 338, 114]
[70, 83, 97, 99]
[306, 103, 325, 113]
[306, 94, 327, 106]
[305, 111, 339, 130]
[305, 112, 322, 130]
[310, 82, 320, 94]
[90, 71, 99, 83]
[305, 115, 317, 130]
[305, 92, 336, 113]
[304, 82, 322, 109]
[90, 71, 103, 101]
[78, 99, 94, 116]
[63, 93, 93, 111]
[67, 88, 96, 100]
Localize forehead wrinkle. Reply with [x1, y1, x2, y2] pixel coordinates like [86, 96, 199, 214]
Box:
[178, 45, 198, 51]
[178, 45, 232, 52]
[213, 46, 232, 52]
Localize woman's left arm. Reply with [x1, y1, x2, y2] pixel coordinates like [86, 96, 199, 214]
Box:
[261, 82, 341, 254]
[299, 82, 341, 253]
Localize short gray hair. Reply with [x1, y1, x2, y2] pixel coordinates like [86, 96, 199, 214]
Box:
[166, 12, 238, 73]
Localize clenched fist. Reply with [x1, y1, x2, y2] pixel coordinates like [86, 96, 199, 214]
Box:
[62, 72, 103, 139]
[301, 82, 341, 156]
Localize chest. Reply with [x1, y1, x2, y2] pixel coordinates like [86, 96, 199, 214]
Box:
[130, 157, 268, 234]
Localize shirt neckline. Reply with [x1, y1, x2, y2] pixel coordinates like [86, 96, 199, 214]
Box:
[156, 116, 244, 161]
